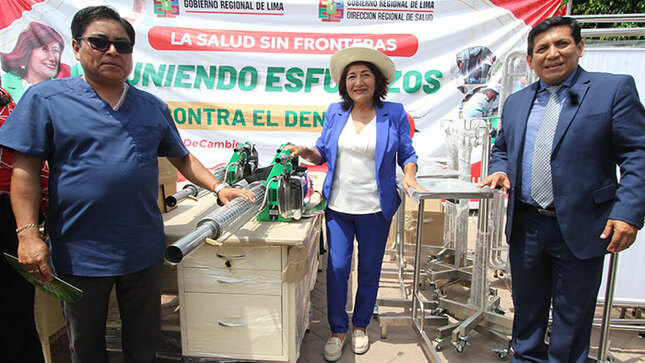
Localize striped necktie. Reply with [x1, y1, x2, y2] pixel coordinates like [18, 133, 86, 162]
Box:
[530, 85, 563, 208]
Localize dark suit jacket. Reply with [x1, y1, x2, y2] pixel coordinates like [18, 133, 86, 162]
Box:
[315, 101, 417, 220]
[489, 67, 645, 259]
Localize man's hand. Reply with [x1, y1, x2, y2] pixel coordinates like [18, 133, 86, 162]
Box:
[479, 172, 511, 190]
[18, 235, 53, 283]
[217, 187, 255, 204]
[601, 219, 638, 253]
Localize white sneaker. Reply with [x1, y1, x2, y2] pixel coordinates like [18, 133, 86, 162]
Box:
[351, 329, 370, 354]
[324, 335, 346, 361]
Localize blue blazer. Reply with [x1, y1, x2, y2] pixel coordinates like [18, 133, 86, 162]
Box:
[489, 67, 645, 259]
[315, 101, 418, 220]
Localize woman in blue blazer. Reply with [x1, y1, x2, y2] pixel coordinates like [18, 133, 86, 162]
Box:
[287, 45, 421, 361]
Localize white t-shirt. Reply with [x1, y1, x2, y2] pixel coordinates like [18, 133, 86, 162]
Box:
[328, 114, 381, 214]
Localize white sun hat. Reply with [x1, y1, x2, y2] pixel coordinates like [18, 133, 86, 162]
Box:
[329, 44, 396, 85]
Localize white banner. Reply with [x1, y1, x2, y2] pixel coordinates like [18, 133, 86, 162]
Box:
[581, 47, 645, 305]
[0, 0, 566, 167]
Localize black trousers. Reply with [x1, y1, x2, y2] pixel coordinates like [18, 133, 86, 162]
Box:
[59, 261, 163, 363]
[0, 195, 44, 363]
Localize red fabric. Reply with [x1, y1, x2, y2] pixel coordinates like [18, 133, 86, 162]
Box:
[407, 113, 416, 138]
[0, 0, 46, 30]
[57, 63, 71, 79]
[490, 0, 567, 28]
[0, 90, 17, 195]
[0, 87, 49, 211]
[305, 163, 328, 173]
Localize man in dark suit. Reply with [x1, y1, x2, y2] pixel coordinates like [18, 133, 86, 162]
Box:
[481, 16, 645, 362]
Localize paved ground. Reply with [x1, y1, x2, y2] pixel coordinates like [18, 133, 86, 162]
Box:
[298, 250, 645, 363]
[50, 253, 645, 362]
[50, 216, 645, 362]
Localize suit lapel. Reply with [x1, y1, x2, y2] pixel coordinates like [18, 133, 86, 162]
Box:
[552, 72, 590, 154]
[375, 104, 390, 171]
[329, 106, 350, 165]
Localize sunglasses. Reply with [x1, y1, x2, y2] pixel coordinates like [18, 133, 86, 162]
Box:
[77, 37, 133, 54]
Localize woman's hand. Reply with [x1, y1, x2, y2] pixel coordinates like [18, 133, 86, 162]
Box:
[402, 163, 425, 194]
[284, 145, 322, 165]
[284, 144, 307, 158]
[402, 174, 425, 194]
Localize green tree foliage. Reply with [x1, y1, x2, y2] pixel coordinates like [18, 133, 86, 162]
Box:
[571, 0, 644, 15]
[570, 0, 644, 40]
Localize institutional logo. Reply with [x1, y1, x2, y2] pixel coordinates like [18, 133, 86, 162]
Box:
[319, 0, 344, 22]
[154, 0, 180, 18]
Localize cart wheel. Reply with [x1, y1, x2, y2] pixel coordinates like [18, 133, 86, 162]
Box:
[431, 307, 445, 316]
[435, 342, 442, 351]
[455, 344, 464, 353]
[497, 351, 508, 360]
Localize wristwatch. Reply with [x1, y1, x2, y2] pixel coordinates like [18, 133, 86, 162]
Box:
[213, 183, 230, 197]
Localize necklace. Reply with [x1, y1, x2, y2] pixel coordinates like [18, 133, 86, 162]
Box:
[113, 83, 129, 111]
[80, 76, 129, 111]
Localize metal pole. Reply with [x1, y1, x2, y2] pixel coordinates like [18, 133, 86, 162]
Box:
[397, 186, 407, 299]
[572, 14, 645, 23]
[164, 181, 266, 264]
[477, 121, 492, 233]
[598, 252, 619, 362]
[165, 184, 199, 207]
[412, 199, 426, 319]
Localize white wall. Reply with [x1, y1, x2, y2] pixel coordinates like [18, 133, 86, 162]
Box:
[582, 47, 645, 304]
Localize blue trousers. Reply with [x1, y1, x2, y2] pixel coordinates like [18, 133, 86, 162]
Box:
[59, 261, 163, 363]
[325, 209, 391, 333]
[510, 204, 604, 363]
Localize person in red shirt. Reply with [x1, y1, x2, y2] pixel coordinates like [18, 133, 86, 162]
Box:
[0, 87, 48, 362]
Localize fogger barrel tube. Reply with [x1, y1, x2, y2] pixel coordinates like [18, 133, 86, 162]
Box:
[163, 165, 226, 208]
[165, 184, 199, 207]
[212, 164, 226, 182]
[164, 222, 219, 264]
[164, 181, 266, 264]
